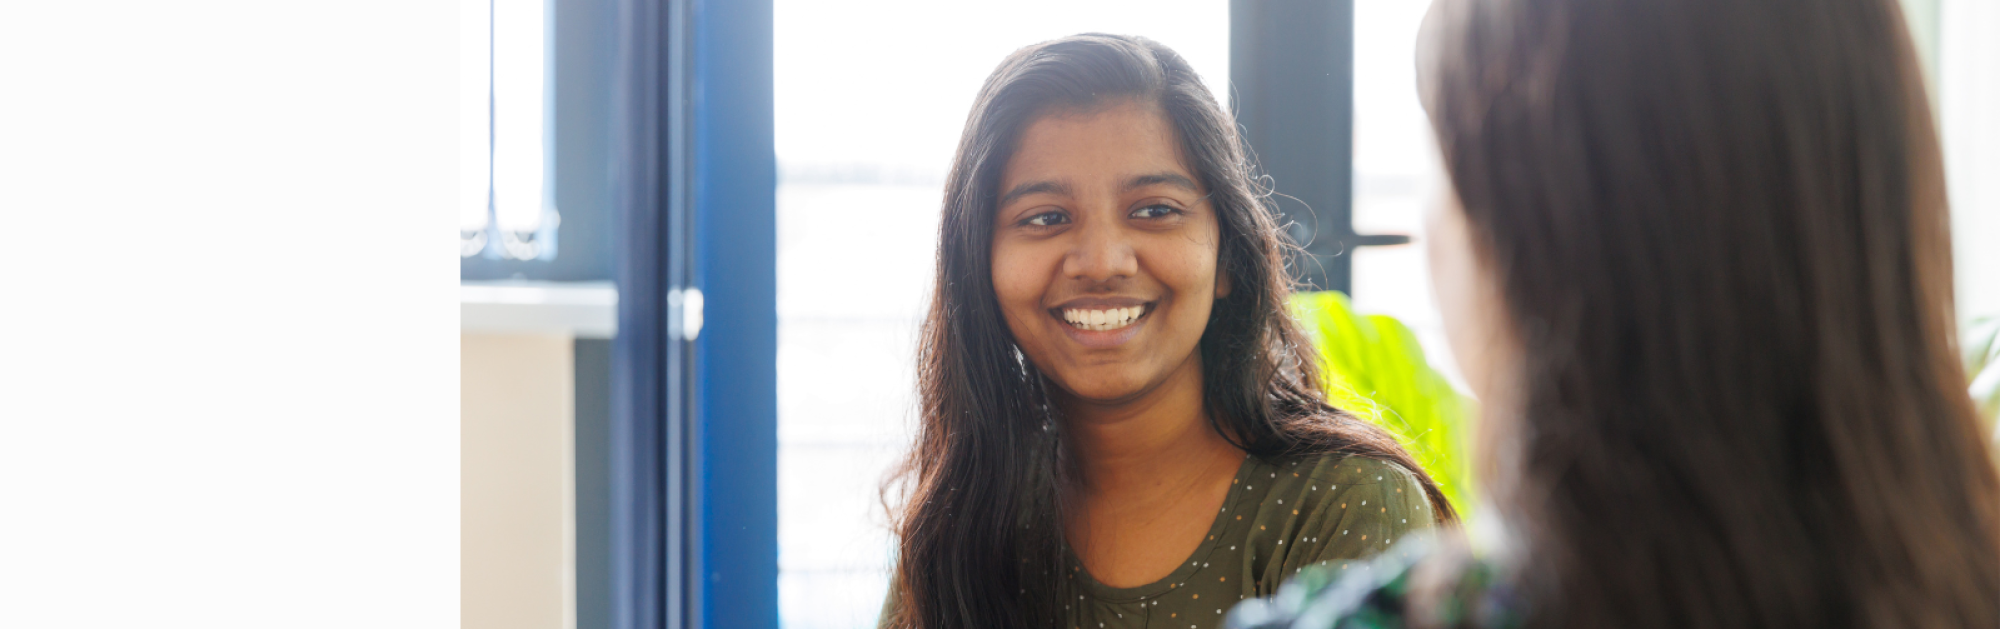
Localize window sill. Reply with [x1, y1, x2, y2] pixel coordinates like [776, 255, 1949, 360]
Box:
[461, 280, 616, 339]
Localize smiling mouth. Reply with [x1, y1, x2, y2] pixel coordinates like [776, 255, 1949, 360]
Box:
[1054, 303, 1153, 332]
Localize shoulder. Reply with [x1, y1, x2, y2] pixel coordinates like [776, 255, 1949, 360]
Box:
[1262, 452, 1433, 524]
[1225, 453, 1438, 589]
[1248, 451, 1416, 483]
[1289, 452, 1425, 489]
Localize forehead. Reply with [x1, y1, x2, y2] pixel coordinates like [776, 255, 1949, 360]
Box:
[1001, 99, 1194, 190]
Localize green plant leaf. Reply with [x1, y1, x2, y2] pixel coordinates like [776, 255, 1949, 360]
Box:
[1290, 291, 1474, 516]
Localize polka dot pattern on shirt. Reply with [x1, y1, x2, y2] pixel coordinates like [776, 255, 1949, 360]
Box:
[1034, 453, 1437, 629]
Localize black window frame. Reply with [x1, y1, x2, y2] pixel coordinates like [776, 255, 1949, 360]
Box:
[1232, 0, 1405, 294]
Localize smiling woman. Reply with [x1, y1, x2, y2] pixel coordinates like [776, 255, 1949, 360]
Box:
[879, 34, 1457, 629]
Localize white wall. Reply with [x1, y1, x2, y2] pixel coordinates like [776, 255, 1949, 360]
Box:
[463, 333, 576, 629]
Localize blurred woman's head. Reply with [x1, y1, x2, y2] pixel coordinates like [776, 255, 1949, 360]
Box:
[888, 33, 1451, 629]
[1418, 0, 2000, 626]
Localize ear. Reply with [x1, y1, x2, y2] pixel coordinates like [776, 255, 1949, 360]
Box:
[1216, 268, 1232, 298]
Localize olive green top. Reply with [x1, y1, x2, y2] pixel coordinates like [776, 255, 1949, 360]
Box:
[884, 453, 1438, 629]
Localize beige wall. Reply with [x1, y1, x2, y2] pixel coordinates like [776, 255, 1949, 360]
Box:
[462, 333, 575, 629]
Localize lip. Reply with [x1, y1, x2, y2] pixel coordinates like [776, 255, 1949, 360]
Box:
[1047, 296, 1158, 349]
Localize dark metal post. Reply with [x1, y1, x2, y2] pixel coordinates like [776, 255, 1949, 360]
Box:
[609, 0, 689, 626]
[1231, 0, 1402, 293]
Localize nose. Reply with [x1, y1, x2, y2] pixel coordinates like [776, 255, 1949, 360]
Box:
[1062, 217, 1138, 283]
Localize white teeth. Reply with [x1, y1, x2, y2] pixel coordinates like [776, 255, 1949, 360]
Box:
[1059, 305, 1147, 331]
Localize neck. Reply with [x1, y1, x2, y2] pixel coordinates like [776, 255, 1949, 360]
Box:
[1059, 353, 1242, 500]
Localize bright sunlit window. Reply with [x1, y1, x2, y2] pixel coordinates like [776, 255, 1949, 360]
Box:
[1349, 0, 1461, 387]
[460, 0, 559, 262]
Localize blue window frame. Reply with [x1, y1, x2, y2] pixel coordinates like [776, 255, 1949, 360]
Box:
[609, 0, 776, 628]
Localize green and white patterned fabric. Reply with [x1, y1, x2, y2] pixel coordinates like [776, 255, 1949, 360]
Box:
[1224, 534, 1522, 629]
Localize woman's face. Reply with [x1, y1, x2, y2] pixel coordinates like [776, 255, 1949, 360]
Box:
[1424, 176, 1513, 406]
[990, 99, 1225, 405]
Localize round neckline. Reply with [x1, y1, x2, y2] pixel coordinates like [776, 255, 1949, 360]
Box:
[1064, 454, 1259, 603]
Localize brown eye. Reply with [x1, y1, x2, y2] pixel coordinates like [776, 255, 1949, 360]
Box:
[1131, 204, 1181, 220]
[1023, 211, 1069, 227]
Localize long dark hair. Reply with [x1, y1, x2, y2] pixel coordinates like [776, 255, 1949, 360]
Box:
[1419, 0, 2000, 626]
[884, 33, 1456, 629]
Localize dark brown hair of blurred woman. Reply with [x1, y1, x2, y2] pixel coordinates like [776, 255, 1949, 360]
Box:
[1418, 0, 2000, 626]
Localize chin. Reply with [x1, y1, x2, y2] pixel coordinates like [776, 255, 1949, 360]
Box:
[1054, 370, 1152, 403]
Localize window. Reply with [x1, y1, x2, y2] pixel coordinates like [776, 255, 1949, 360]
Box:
[462, 0, 615, 283]
[462, 0, 560, 264]
[1349, 0, 1462, 386]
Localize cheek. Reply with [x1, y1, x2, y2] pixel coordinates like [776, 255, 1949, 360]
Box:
[1148, 237, 1221, 314]
[1424, 198, 1506, 400]
[989, 241, 1052, 321]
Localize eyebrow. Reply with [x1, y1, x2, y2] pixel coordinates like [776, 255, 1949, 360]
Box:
[996, 180, 1072, 209]
[996, 172, 1200, 208]
[1123, 172, 1200, 194]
